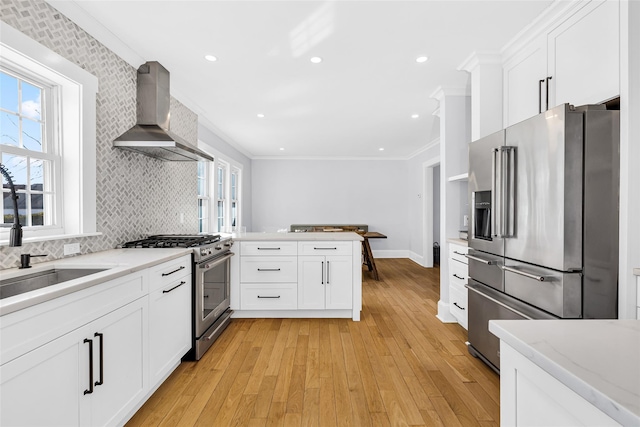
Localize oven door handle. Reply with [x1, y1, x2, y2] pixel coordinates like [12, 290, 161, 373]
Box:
[200, 252, 235, 270]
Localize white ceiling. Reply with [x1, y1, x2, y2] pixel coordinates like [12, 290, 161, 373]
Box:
[51, 1, 552, 159]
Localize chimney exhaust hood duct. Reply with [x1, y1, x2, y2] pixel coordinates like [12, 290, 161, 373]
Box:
[114, 61, 213, 162]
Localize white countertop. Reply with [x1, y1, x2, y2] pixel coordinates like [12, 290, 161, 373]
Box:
[0, 248, 192, 316]
[490, 319, 640, 426]
[447, 237, 468, 246]
[232, 232, 363, 241]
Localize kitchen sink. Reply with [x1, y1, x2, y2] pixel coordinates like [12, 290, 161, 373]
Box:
[0, 268, 109, 300]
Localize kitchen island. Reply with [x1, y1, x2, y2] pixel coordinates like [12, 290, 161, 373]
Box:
[231, 232, 363, 320]
[490, 319, 640, 426]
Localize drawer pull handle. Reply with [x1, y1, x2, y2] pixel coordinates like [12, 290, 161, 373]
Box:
[83, 338, 94, 395]
[162, 266, 185, 276]
[257, 295, 281, 299]
[453, 251, 466, 256]
[258, 247, 280, 250]
[452, 274, 465, 280]
[453, 302, 466, 311]
[163, 281, 187, 293]
[257, 268, 281, 272]
[314, 247, 337, 250]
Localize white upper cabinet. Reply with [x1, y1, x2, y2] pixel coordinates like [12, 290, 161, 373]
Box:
[503, 35, 548, 127]
[548, 0, 620, 107]
[503, 0, 620, 127]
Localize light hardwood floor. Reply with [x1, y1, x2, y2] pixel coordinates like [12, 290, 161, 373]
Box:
[127, 258, 499, 427]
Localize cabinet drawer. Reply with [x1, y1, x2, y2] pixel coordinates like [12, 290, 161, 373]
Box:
[450, 259, 468, 286]
[240, 284, 297, 310]
[449, 244, 468, 264]
[240, 241, 298, 256]
[450, 285, 468, 329]
[298, 241, 353, 256]
[241, 257, 297, 283]
[149, 255, 192, 292]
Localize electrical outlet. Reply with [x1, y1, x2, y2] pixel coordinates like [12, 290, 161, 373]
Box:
[180, 213, 185, 224]
[463, 215, 469, 227]
[64, 242, 80, 256]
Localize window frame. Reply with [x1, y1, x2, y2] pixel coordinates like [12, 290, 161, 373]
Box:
[1, 67, 62, 232]
[0, 23, 99, 244]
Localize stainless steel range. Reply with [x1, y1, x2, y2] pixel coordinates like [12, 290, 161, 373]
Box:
[121, 234, 234, 360]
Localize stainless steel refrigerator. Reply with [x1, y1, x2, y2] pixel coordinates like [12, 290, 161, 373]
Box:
[466, 103, 620, 373]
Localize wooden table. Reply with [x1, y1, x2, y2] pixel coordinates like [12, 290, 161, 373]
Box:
[362, 232, 387, 281]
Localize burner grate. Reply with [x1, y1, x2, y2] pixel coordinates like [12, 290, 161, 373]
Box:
[121, 234, 221, 248]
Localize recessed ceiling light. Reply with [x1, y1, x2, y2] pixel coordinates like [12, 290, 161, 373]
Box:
[310, 56, 323, 64]
[379, 148, 385, 151]
[257, 113, 265, 118]
[416, 56, 428, 63]
[411, 114, 420, 119]
[204, 55, 218, 62]
[279, 148, 285, 151]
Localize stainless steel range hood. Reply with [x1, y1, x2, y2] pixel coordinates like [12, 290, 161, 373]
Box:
[114, 61, 213, 162]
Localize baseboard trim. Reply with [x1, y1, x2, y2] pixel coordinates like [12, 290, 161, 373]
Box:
[436, 300, 458, 323]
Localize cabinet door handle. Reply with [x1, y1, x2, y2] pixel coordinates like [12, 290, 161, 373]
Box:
[453, 302, 466, 311]
[257, 247, 280, 250]
[94, 333, 104, 386]
[545, 76, 552, 111]
[163, 281, 186, 293]
[452, 274, 465, 280]
[257, 268, 281, 272]
[257, 295, 281, 299]
[161, 266, 185, 277]
[538, 79, 545, 113]
[83, 338, 94, 395]
[453, 251, 466, 256]
[314, 247, 337, 250]
[321, 261, 324, 284]
[326, 261, 330, 284]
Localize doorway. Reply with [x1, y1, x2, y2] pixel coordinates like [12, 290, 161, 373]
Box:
[422, 157, 441, 268]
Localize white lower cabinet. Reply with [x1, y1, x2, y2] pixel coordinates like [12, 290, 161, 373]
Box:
[0, 298, 147, 427]
[234, 239, 362, 320]
[448, 242, 469, 329]
[148, 274, 191, 386]
[0, 254, 192, 427]
[298, 255, 352, 310]
[500, 342, 621, 426]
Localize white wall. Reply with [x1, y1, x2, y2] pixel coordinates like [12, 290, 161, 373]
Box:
[251, 159, 410, 256]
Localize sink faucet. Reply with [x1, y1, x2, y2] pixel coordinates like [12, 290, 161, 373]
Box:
[0, 163, 23, 247]
[20, 254, 47, 269]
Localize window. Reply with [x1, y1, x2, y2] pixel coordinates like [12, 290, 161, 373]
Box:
[1, 69, 59, 229]
[216, 162, 227, 232]
[1, 24, 98, 244]
[230, 167, 240, 230]
[197, 161, 210, 233]
[196, 143, 242, 234]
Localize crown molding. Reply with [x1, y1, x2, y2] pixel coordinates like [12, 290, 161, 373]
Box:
[457, 51, 503, 73]
[429, 85, 469, 102]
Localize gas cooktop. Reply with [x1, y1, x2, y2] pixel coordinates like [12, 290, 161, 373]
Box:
[121, 234, 222, 248]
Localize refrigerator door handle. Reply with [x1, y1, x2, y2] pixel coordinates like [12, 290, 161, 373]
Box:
[500, 264, 546, 282]
[491, 148, 502, 237]
[504, 146, 516, 238]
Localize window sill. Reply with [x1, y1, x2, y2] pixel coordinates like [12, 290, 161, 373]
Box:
[0, 232, 103, 247]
